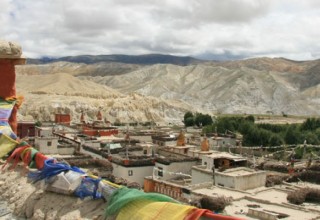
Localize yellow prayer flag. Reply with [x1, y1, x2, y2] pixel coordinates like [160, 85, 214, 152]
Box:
[116, 199, 195, 220]
[0, 134, 18, 158]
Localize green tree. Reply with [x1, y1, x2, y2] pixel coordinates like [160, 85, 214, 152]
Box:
[304, 131, 319, 145]
[184, 117, 195, 127]
[315, 128, 320, 141]
[258, 129, 272, 146]
[194, 113, 213, 127]
[203, 125, 214, 134]
[269, 134, 284, 146]
[245, 115, 255, 123]
[285, 125, 301, 145]
[301, 118, 320, 131]
[238, 121, 254, 135]
[183, 111, 194, 126]
[216, 117, 236, 133]
[35, 121, 42, 127]
[242, 125, 260, 146]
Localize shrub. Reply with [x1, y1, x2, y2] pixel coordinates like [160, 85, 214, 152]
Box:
[287, 188, 320, 205]
[199, 195, 231, 212]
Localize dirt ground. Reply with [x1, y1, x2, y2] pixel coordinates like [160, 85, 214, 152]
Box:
[0, 164, 106, 220]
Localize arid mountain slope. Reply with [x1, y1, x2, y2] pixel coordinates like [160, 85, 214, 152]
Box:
[16, 72, 193, 124]
[17, 61, 142, 76]
[216, 57, 313, 73]
[17, 72, 121, 98]
[90, 63, 320, 116]
[16, 57, 320, 122]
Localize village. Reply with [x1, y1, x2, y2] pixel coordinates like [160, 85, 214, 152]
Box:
[1, 40, 320, 220]
[12, 109, 320, 220]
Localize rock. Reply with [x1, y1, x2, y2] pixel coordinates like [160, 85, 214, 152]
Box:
[0, 40, 23, 59]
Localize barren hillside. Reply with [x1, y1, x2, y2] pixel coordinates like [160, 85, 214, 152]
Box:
[17, 61, 142, 76]
[16, 72, 194, 125]
[15, 57, 320, 124]
[89, 62, 320, 116]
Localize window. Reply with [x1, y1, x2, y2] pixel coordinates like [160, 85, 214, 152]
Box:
[158, 167, 163, 177]
[143, 149, 147, 154]
[47, 141, 52, 146]
[128, 170, 133, 176]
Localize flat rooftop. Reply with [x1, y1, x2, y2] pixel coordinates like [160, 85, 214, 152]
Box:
[193, 186, 249, 200]
[223, 169, 254, 176]
[192, 182, 320, 219]
[205, 152, 247, 161]
[97, 136, 124, 142]
[217, 167, 265, 177]
[225, 198, 320, 220]
[254, 188, 288, 204]
[166, 144, 197, 149]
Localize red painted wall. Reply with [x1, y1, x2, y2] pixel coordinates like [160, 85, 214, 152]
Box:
[17, 122, 35, 138]
[0, 59, 17, 133]
[82, 129, 118, 137]
[55, 114, 71, 125]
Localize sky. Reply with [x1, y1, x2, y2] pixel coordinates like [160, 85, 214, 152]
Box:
[1, 0, 320, 60]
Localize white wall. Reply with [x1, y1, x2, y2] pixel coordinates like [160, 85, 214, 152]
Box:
[36, 127, 53, 137]
[155, 161, 197, 181]
[191, 168, 213, 184]
[112, 163, 154, 186]
[214, 169, 266, 190]
[202, 156, 214, 170]
[35, 137, 58, 154]
[234, 172, 266, 190]
[214, 174, 235, 188]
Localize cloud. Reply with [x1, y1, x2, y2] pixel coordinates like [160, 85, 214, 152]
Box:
[0, 0, 12, 26]
[0, 0, 319, 60]
[190, 0, 271, 23]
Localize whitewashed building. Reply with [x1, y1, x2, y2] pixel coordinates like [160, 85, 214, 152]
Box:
[153, 149, 198, 181]
[110, 155, 155, 186]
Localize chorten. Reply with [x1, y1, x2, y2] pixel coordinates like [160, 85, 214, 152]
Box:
[97, 110, 102, 121]
[80, 112, 85, 123]
[176, 130, 185, 146]
[0, 40, 26, 134]
[201, 137, 209, 151]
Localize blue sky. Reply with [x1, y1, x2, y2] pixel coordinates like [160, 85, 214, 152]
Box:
[1, 0, 319, 60]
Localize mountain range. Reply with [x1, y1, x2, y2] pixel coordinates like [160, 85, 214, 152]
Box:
[15, 54, 320, 124]
[27, 54, 203, 65]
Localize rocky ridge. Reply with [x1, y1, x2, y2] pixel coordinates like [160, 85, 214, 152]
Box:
[16, 72, 193, 125]
[15, 57, 320, 124]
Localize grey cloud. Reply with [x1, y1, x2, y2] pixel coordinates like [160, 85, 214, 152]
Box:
[191, 0, 272, 23]
[151, 0, 271, 28]
[195, 50, 249, 61]
[62, 7, 121, 32]
[1, 0, 319, 60]
[0, 0, 12, 26]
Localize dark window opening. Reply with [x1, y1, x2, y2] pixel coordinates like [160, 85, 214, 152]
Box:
[158, 167, 163, 177]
